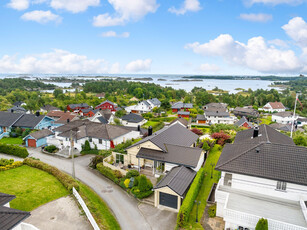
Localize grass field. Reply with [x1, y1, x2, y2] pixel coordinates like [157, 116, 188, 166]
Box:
[260, 115, 272, 125]
[186, 144, 222, 229]
[0, 137, 23, 145]
[0, 165, 69, 211]
[142, 120, 160, 128]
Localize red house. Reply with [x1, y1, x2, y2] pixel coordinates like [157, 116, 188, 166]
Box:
[67, 103, 90, 112]
[178, 111, 190, 118]
[171, 102, 193, 113]
[234, 116, 253, 129]
[79, 109, 99, 117]
[95, 100, 117, 112]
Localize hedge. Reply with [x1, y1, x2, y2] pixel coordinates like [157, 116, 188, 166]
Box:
[0, 161, 23, 171]
[96, 163, 122, 183]
[0, 143, 29, 158]
[23, 158, 79, 192]
[177, 167, 206, 227]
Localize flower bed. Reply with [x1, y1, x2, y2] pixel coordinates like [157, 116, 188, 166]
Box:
[0, 158, 23, 171]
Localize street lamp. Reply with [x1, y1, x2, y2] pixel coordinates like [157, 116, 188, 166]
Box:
[194, 200, 201, 222]
[211, 163, 215, 179]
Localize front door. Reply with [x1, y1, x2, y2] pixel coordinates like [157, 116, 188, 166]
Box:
[3, 127, 7, 132]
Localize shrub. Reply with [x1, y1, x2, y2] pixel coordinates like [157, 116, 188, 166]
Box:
[82, 140, 91, 151]
[131, 187, 153, 199]
[211, 132, 231, 146]
[0, 161, 23, 171]
[119, 180, 126, 189]
[255, 218, 268, 230]
[124, 179, 130, 188]
[44, 145, 57, 153]
[89, 155, 104, 169]
[23, 158, 79, 192]
[0, 158, 14, 166]
[138, 175, 153, 192]
[202, 141, 210, 151]
[81, 149, 100, 155]
[96, 163, 117, 183]
[191, 128, 203, 136]
[114, 170, 123, 179]
[208, 204, 216, 218]
[0, 143, 29, 158]
[21, 128, 31, 138]
[126, 170, 139, 178]
[177, 167, 206, 227]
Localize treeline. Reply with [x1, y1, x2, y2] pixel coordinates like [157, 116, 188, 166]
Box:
[0, 78, 55, 95]
[183, 75, 304, 81]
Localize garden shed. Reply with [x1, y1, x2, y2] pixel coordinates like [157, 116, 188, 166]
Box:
[154, 166, 196, 212]
[24, 129, 53, 147]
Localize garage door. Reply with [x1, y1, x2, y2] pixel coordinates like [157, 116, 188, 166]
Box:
[28, 139, 36, 147]
[159, 192, 177, 209]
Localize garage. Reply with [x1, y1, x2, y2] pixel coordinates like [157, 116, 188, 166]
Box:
[27, 139, 36, 147]
[159, 192, 178, 209]
[24, 129, 53, 148]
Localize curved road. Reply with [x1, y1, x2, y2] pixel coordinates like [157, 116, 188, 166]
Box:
[3, 149, 151, 230]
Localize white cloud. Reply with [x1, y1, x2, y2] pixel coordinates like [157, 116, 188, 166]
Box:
[21, 10, 62, 24]
[199, 63, 220, 72]
[244, 0, 305, 6]
[0, 49, 117, 74]
[168, 0, 201, 15]
[100, 31, 130, 38]
[125, 59, 152, 72]
[50, 0, 100, 13]
[185, 34, 302, 73]
[93, 0, 159, 27]
[109, 62, 121, 73]
[282, 17, 307, 48]
[268, 39, 289, 48]
[239, 13, 272, 22]
[7, 0, 29, 10]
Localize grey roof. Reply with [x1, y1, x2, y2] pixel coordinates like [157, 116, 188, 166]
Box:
[13, 101, 24, 107]
[68, 103, 89, 109]
[204, 110, 230, 117]
[171, 102, 193, 109]
[204, 103, 227, 109]
[0, 206, 30, 230]
[170, 118, 188, 126]
[12, 114, 45, 129]
[121, 126, 147, 135]
[127, 123, 198, 152]
[141, 100, 151, 107]
[99, 100, 115, 106]
[298, 117, 307, 122]
[137, 144, 203, 168]
[154, 166, 196, 196]
[40, 105, 59, 111]
[0, 193, 15, 206]
[148, 98, 161, 106]
[97, 116, 108, 124]
[0, 112, 23, 127]
[216, 124, 307, 186]
[178, 111, 190, 115]
[269, 123, 292, 132]
[234, 116, 253, 128]
[7, 106, 27, 113]
[273, 111, 294, 117]
[121, 113, 144, 123]
[233, 107, 259, 117]
[28, 129, 53, 140]
[196, 114, 207, 121]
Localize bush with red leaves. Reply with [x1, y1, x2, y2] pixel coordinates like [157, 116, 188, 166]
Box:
[191, 128, 203, 135]
[211, 132, 231, 146]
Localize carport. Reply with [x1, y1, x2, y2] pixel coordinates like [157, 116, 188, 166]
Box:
[154, 166, 196, 212]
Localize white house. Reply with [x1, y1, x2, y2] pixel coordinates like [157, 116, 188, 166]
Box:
[90, 110, 115, 124]
[147, 98, 161, 108]
[125, 100, 153, 114]
[204, 110, 236, 124]
[297, 117, 307, 127]
[50, 120, 141, 151]
[120, 113, 146, 127]
[215, 125, 307, 230]
[262, 102, 286, 112]
[271, 111, 298, 124]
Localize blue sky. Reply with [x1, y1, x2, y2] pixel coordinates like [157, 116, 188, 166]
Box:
[1, 0, 307, 75]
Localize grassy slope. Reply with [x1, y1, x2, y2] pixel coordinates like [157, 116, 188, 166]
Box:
[186, 144, 222, 229]
[260, 115, 272, 125]
[0, 165, 69, 211]
[0, 137, 23, 145]
[77, 182, 120, 230]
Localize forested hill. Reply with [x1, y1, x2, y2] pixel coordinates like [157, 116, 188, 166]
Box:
[183, 75, 305, 81]
[0, 78, 55, 95]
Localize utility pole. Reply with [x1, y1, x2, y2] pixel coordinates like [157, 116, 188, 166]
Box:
[70, 129, 76, 179]
[290, 93, 299, 138]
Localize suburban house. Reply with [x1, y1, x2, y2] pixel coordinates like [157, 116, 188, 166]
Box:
[215, 125, 307, 230]
[40, 105, 60, 113]
[90, 109, 115, 124]
[269, 123, 293, 132]
[154, 166, 196, 212]
[204, 103, 228, 111]
[147, 98, 161, 108]
[67, 103, 90, 112]
[204, 110, 236, 124]
[78, 108, 99, 117]
[126, 123, 203, 174]
[262, 102, 286, 112]
[196, 114, 207, 124]
[0, 192, 36, 230]
[272, 111, 298, 124]
[95, 100, 118, 112]
[171, 102, 193, 113]
[46, 111, 78, 125]
[297, 117, 307, 127]
[13, 101, 26, 107]
[24, 129, 54, 147]
[0, 111, 55, 139]
[125, 100, 152, 114]
[233, 107, 259, 118]
[234, 116, 253, 129]
[51, 120, 141, 151]
[178, 111, 190, 118]
[120, 113, 147, 127]
[7, 106, 28, 114]
[168, 117, 189, 127]
[96, 93, 105, 99]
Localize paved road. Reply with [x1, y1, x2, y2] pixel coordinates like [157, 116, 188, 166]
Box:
[1, 150, 151, 230]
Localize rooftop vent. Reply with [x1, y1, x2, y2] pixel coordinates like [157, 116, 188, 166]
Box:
[256, 147, 260, 153]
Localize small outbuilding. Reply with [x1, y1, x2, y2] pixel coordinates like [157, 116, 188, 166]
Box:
[24, 129, 54, 147]
[154, 166, 196, 212]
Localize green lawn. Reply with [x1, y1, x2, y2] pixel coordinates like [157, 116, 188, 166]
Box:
[0, 137, 23, 145]
[142, 120, 160, 128]
[0, 165, 69, 211]
[186, 144, 222, 229]
[260, 115, 272, 125]
[191, 125, 211, 134]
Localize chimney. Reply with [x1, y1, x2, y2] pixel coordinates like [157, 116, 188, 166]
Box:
[137, 125, 141, 131]
[148, 126, 153, 136]
[253, 126, 259, 138]
[35, 111, 40, 117]
[67, 119, 70, 123]
[11, 109, 14, 113]
[256, 147, 260, 153]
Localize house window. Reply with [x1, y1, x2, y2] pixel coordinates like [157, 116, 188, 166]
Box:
[276, 181, 287, 191]
[66, 138, 68, 141]
[89, 138, 92, 142]
[116, 154, 124, 164]
[224, 173, 232, 187]
[99, 139, 102, 144]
